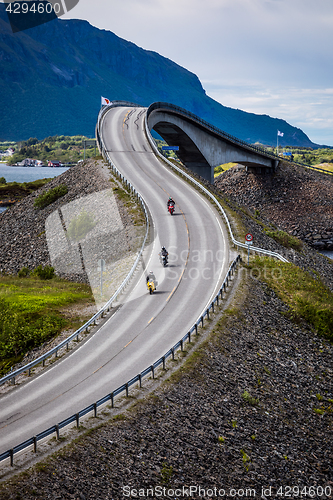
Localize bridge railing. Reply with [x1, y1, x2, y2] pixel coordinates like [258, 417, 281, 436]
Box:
[146, 102, 280, 162]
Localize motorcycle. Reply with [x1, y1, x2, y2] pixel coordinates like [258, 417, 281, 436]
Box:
[160, 253, 168, 267]
[168, 203, 175, 215]
[147, 280, 155, 294]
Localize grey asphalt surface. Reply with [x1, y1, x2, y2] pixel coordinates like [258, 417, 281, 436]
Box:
[0, 106, 231, 456]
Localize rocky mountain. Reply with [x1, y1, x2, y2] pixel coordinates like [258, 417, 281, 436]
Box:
[0, 4, 316, 146]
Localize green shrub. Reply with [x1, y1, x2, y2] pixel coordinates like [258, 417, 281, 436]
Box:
[0, 177, 6, 184]
[34, 184, 68, 209]
[32, 265, 55, 280]
[18, 267, 30, 278]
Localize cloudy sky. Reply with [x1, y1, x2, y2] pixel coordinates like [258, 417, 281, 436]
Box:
[62, 0, 333, 146]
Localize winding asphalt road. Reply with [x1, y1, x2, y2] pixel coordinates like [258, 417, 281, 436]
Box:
[0, 105, 231, 457]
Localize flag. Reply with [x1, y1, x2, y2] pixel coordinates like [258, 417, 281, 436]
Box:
[101, 96, 112, 106]
[277, 130, 284, 137]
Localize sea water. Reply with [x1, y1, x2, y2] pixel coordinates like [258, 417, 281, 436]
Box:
[0, 163, 70, 213]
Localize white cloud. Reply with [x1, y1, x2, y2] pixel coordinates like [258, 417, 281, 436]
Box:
[63, 0, 333, 145]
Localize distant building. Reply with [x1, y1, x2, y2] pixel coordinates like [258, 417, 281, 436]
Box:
[48, 160, 61, 167]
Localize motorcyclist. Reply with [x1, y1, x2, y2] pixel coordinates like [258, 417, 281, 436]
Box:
[146, 271, 157, 289]
[159, 246, 168, 265]
[167, 197, 175, 208]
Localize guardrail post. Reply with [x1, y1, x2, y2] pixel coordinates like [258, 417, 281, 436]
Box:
[180, 339, 184, 352]
[151, 365, 155, 379]
[28, 368, 31, 376]
[11, 377, 15, 385]
[195, 323, 198, 335]
[188, 331, 191, 343]
[171, 347, 175, 360]
[43, 359, 46, 367]
[212, 301, 214, 313]
[94, 403, 97, 418]
[33, 436, 37, 453]
[201, 316, 204, 327]
[139, 373, 142, 388]
[10, 449, 13, 467]
[111, 392, 114, 408]
[76, 413, 79, 428]
[66, 343, 69, 351]
[126, 383, 129, 397]
[56, 424, 60, 440]
[162, 356, 166, 370]
[206, 308, 210, 320]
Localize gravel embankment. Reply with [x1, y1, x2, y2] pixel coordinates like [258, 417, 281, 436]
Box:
[0, 159, 139, 282]
[215, 162, 333, 250]
[0, 274, 332, 498]
[0, 162, 332, 498]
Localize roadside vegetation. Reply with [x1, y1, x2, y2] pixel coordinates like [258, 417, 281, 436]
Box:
[0, 271, 94, 377]
[263, 146, 333, 168]
[0, 178, 52, 204]
[249, 257, 333, 342]
[1, 135, 96, 166]
[34, 184, 68, 209]
[264, 229, 303, 251]
[214, 163, 238, 177]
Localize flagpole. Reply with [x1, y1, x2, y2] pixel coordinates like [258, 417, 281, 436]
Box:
[277, 131, 279, 156]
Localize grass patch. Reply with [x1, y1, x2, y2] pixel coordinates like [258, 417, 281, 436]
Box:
[214, 163, 238, 177]
[250, 257, 333, 341]
[0, 274, 94, 376]
[264, 229, 302, 251]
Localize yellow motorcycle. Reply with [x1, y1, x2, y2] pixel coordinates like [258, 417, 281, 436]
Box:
[147, 280, 155, 294]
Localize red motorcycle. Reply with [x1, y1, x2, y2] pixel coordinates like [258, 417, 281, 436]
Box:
[168, 203, 175, 215]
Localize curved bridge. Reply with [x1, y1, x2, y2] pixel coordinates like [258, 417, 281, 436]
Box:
[147, 102, 280, 183]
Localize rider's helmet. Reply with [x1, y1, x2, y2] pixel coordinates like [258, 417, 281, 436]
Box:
[162, 246, 166, 250]
[169, 197, 172, 200]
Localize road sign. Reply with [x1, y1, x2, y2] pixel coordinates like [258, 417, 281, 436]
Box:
[162, 146, 179, 151]
[245, 233, 253, 242]
[82, 139, 97, 147]
[97, 259, 106, 272]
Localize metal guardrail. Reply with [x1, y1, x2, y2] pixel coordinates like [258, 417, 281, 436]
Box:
[0, 103, 243, 466]
[0, 106, 149, 389]
[0, 253, 241, 466]
[0, 101, 292, 466]
[293, 161, 333, 176]
[144, 112, 289, 263]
